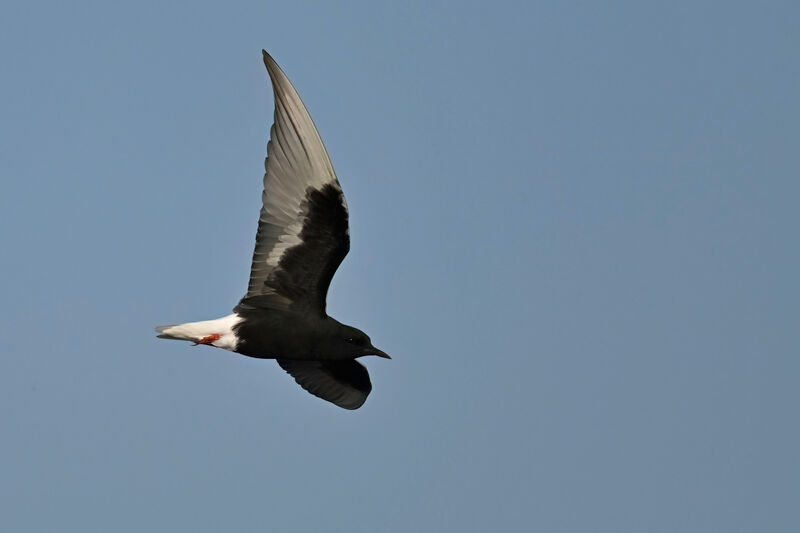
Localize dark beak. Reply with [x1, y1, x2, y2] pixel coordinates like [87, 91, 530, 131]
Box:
[369, 346, 391, 359]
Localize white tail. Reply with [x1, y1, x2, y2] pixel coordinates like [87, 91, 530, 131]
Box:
[154, 323, 192, 341]
[154, 314, 243, 351]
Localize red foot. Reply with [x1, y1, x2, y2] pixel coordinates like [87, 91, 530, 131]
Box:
[197, 333, 222, 345]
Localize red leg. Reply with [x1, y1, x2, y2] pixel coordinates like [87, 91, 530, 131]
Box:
[197, 333, 222, 345]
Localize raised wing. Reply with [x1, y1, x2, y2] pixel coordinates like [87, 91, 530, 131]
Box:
[277, 359, 371, 410]
[238, 51, 349, 315]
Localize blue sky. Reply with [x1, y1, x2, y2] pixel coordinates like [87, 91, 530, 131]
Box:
[1, 1, 798, 531]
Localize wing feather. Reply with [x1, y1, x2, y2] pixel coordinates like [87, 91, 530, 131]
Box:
[277, 359, 371, 410]
[238, 51, 350, 315]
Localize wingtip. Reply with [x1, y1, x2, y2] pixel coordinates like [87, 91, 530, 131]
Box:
[262, 50, 284, 82]
[262, 49, 275, 68]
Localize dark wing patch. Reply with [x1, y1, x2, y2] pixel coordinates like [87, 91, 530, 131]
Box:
[238, 51, 349, 315]
[277, 359, 371, 410]
[263, 184, 349, 314]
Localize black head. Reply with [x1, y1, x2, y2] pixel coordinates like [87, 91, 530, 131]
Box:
[337, 324, 390, 359]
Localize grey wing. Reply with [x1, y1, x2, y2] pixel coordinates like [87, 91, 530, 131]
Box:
[240, 51, 350, 315]
[277, 359, 371, 410]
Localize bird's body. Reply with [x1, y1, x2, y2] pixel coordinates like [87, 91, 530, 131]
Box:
[155, 51, 388, 410]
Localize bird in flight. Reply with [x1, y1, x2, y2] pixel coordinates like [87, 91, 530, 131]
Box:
[156, 50, 389, 410]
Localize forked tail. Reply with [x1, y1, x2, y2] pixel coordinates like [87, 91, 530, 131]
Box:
[154, 324, 191, 341]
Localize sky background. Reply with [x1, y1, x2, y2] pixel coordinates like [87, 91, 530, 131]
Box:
[1, 1, 798, 531]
